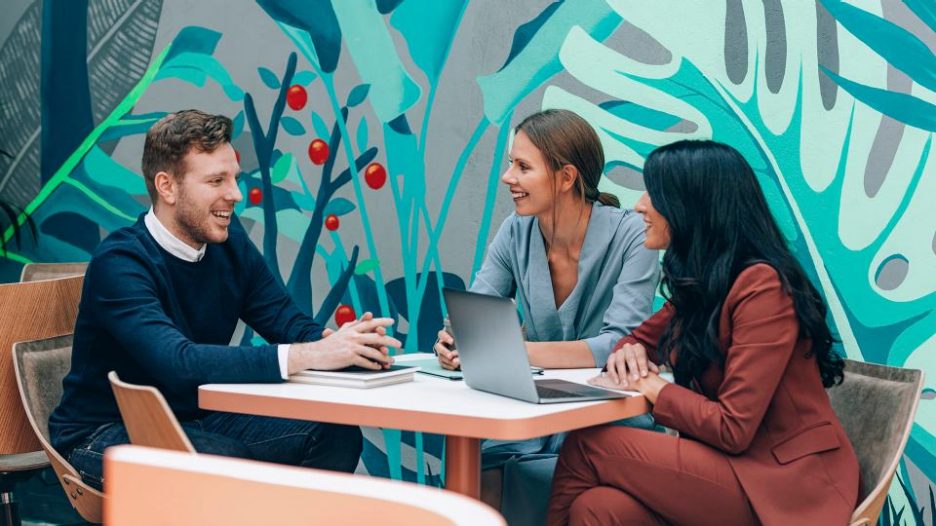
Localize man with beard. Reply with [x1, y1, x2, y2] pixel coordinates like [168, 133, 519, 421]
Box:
[49, 110, 400, 490]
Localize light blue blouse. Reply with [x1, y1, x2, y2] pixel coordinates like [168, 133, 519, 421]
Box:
[471, 202, 661, 366]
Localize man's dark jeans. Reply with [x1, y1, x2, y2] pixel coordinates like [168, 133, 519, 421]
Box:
[66, 412, 363, 490]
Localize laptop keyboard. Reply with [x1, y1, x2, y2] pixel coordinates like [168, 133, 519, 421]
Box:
[536, 384, 587, 399]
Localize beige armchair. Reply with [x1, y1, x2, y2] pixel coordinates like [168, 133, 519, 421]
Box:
[827, 359, 924, 526]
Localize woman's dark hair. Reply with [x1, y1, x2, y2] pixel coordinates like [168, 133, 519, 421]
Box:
[643, 140, 843, 388]
[516, 109, 619, 208]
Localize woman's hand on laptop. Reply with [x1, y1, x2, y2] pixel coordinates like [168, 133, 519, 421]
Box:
[434, 329, 460, 370]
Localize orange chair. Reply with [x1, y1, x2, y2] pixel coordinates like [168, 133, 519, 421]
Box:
[2, 276, 89, 524]
[105, 445, 505, 525]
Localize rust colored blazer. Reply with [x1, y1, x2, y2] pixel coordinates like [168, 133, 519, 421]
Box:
[616, 264, 859, 525]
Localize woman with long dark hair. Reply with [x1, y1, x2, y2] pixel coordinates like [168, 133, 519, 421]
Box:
[548, 140, 858, 525]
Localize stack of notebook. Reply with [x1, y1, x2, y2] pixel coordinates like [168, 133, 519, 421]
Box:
[289, 364, 419, 389]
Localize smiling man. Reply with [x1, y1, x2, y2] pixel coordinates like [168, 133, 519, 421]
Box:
[49, 110, 400, 491]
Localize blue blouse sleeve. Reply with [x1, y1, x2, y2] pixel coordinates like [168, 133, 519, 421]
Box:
[470, 215, 517, 298]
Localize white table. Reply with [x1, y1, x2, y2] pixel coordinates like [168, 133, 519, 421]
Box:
[199, 355, 649, 498]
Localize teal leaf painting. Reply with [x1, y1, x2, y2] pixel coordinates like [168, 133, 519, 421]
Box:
[357, 116, 369, 153]
[293, 70, 317, 86]
[820, 0, 936, 94]
[311, 111, 331, 140]
[324, 197, 356, 217]
[280, 116, 306, 136]
[823, 69, 936, 132]
[347, 84, 371, 108]
[258, 66, 281, 89]
[354, 258, 380, 275]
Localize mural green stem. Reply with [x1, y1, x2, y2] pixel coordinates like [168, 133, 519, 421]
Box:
[471, 116, 513, 280]
[414, 118, 489, 306]
[318, 70, 392, 323]
[243, 52, 298, 286]
[417, 83, 438, 156]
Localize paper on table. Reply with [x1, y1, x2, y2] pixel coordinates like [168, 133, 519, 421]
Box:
[406, 355, 545, 381]
[406, 355, 464, 380]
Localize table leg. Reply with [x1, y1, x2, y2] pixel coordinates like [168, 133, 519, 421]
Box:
[445, 435, 481, 498]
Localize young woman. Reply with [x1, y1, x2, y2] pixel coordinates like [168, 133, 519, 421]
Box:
[548, 140, 859, 526]
[433, 109, 660, 523]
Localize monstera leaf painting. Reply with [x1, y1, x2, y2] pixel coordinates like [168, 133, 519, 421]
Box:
[0, 0, 164, 208]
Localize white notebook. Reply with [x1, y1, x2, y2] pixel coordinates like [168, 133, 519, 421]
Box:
[289, 364, 420, 389]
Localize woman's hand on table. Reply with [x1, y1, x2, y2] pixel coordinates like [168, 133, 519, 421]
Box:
[433, 329, 460, 370]
[587, 343, 668, 403]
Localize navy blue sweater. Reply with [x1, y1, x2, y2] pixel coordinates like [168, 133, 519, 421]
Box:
[50, 215, 322, 454]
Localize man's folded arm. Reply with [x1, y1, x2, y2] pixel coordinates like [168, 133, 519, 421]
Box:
[90, 251, 283, 392]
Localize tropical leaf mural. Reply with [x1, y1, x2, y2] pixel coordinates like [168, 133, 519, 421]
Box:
[1, 1, 933, 522]
[0, 0, 164, 208]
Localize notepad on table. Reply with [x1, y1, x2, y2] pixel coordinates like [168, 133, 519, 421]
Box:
[405, 355, 544, 381]
[289, 364, 420, 388]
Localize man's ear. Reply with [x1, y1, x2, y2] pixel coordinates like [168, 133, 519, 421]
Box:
[154, 171, 178, 206]
[558, 164, 578, 193]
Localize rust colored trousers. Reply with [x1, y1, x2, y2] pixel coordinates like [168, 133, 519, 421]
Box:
[547, 426, 760, 526]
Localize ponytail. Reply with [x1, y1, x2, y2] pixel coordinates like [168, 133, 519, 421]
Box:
[596, 191, 620, 208]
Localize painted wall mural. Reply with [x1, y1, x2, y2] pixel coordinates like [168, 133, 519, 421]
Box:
[0, 0, 933, 523]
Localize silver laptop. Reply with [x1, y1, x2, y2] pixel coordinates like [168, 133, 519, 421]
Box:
[443, 289, 628, 404]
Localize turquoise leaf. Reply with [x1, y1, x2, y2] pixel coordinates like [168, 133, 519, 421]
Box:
[97, 113, 166, 143]
[156, 52, 244, 101]
[324, 197, 356, 217]
[310, 111, 330, 140]
[905, 0, 936, 33]
[80, 146, 148, 195]
[356, 116, 369, 152]
[821, 0, 936, 93]
[497, 1, 563, 73]
[258, 67, 281, 89]
[164, 26, 221, 62]
[824, 68, 936, 132]
[390, 0, 469, 83]
[232, 111, 244, 139]
[280, 116, 306, 136]
[293, 70, 317, 86]
[256, 0, 342, 73]
[347, 84, 371, 107]
[599, 101, 682, 132]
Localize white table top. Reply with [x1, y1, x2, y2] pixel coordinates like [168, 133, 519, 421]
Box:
[199, 354, 649, 440]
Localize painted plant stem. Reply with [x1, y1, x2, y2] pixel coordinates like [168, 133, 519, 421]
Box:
[288, 106, 378, 315]
[313, 245, 361, 327]
[414, 118, 489, 307]
[243, 52, 298, 285]
[471, 117, 513, 280]
[319, 72, 392, 321]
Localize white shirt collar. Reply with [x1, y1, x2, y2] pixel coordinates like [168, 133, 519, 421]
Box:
[144, 207, 206, 262]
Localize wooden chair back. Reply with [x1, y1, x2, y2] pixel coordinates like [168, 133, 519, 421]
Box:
[104, 445, 505, 525]
[108, 371, 195, 453]
[19, 262, 87, 282]
[13, 334, 103, 523]
[0, 275, 82, 454]
[827, 359, 924, 526]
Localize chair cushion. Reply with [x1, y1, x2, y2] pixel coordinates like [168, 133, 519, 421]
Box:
[0, 451, 50, 473]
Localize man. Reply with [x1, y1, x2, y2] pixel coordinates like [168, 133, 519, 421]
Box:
[49, 109, 400, 490]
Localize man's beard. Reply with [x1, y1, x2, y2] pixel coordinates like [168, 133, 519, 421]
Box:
[175, 189, 217, 245]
